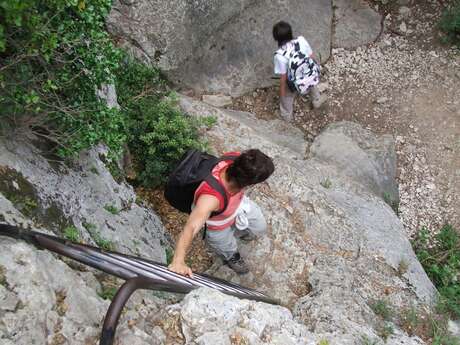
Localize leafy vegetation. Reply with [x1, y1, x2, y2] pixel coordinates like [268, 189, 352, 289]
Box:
[165, 247, 174, 265]
[413, 225, 460, 318]
[0, 0, 125, 158]
[98, 285, 117, 300]
[63, 225, 80, 242]
[103, 204, 119, 215]
[0, 265, 6, 286]
[439, 1, 460, 46]
[378, 323, 394, 342]
[397, 259, 409, 276]
[383, 192, 399, 215]
[83, 222, 114, 251]
[320, 177, 332, 189]
[398, 224, 460, 344]
[370, 299, 393, 321]
[399, 305, 419, 336]
[0, 0, 212, 186]
[359, 335, 380, 345]
[116, 60, 215, 187]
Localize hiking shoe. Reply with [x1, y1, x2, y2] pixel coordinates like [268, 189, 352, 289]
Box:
[239, 232, 257, 242]
[225, 252, 249, 274]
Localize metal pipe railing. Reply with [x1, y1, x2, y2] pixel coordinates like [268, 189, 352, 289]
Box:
[0, 223, 278, 345]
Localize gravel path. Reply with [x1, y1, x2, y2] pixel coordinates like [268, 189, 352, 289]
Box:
[231, 0, 459, 239]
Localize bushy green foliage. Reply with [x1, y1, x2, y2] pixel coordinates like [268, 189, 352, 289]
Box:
[370, 299, 393, 321]
[0, 265, 6, 286]
[378, 323, 394, 342]
[104, 204, 119, 215]
[116, 59, 214, 187]
[440, 1, 460, 45]
[165, 247, 174, 265]
[320, 177, 332, 189]
[399, 305, 419, 335]
[1, 1, 212, 185]
[83, 222, 114, 251]
[63, 225, 80, 242]
[99, 286, 117, 300]
[0, 0, 126, 157]
[413, 225, 460, 318]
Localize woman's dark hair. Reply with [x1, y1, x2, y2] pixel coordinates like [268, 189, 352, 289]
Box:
[226, 149, 275, 189]
[273, 21, 293, 46]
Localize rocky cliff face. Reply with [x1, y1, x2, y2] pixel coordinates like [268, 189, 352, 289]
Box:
[179, 97, 436, 343]
[0, 140, 171, 344]
[106, 0, 381, 96]
[0, 139, 169, 261]
[0, 100, 436, 344]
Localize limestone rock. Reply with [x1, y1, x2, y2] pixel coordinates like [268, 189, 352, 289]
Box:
[202, 94, 233, 107]
[310, 122, 399, 201]
[0, 138, 169, 262]
[97, 83, 120, 109]
[107, 0, 385, 95]
[0, 193, 169, 345]
[106, 0, 333, 96]
[180, 96, 436, 343]
[179, 288, 319, 345]
[333, 0, 382, 49]
[449, 319, 460, 338]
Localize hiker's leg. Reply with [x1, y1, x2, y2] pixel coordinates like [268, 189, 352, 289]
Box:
[206, 227, 238, 260]
[310, 85, 324, 109]
[234, 197, 267, 239]
[280, 87, 295, 122]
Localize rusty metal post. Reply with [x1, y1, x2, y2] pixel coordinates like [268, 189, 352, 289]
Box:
[100, 277, 151, 345]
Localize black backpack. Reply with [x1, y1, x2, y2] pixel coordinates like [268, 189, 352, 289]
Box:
[164, 150, 237, 217]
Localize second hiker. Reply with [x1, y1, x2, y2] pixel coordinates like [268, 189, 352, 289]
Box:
[273, 21, 325, 122]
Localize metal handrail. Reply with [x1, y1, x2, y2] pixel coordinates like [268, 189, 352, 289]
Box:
[0, 223, 278, 345]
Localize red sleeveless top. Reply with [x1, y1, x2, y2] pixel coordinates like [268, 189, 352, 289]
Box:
[193, 152, 244, 230]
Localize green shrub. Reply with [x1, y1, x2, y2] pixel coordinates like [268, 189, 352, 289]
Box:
[1, 1, 213, 186]
[320, 177, 332, 189]
[397, 259, 409, 276]
[0, 265, 6, 286]
[378, 323, 394, 342]
[104, 204, 119, 215]
[439, 1, 460, 46]
[63, 225, 80, 242]
[360, 335, 380, 345]
[83, 222, 114, 251]
[413, 224, 460, 318]
[165, 247, 174, 265]
[430, 313, 460, 345]
[383, 192, 399, 215]
[370, 299, 393, 321]
[0, 0, 126, 158]
[117, 59, 214, 187]
[99, 286, 118, 300]
[399, 305, 419, 336]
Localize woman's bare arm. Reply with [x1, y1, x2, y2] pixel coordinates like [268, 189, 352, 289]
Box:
[168, 194, 219, 277]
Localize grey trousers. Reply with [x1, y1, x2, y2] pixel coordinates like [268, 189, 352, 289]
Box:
[205, 198, 267, 260]
[280, 84, 321, 121]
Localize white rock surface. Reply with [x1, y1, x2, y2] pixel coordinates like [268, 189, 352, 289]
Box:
[0, 138, 169, 262]
[180, 96, 436, 343]
[202, 94, 233, 108]
[107, 0, 381, 95]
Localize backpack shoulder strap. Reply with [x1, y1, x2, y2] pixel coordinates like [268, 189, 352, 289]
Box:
[205, 175, 228, 217]
[205, 154, 238, 217]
